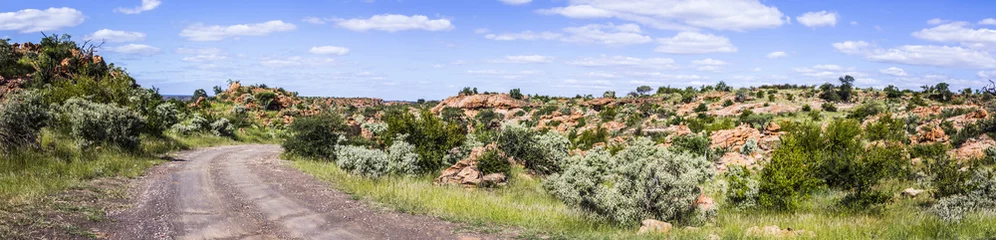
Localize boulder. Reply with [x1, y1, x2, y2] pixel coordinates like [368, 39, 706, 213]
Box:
[695, 194, 716, 211]
[911, 126, 947, 143]
[435, 144, 506, 188]
[431, 94, 525, 113]
[710, 125, 762, 149]
[949, 135, 996, 160]
[902, 188, 924, 198]
[637, 219, 672, 234]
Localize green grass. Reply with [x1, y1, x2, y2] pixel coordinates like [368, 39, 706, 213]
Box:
[291, 157, 996, 239]
[289, 159, 663, 239]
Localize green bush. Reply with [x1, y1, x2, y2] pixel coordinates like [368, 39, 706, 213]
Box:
[758, 122, 823, 210]
[694, 103, 708, 112]
[822, 102, 838, 112]
[572, 126, 608, 150]
[670, 134, 711, 156]
[838, 143, 906, 209]
[801, 104, 812, 112]
[847, 102, 885, 120]
[386, 135, 421, 175]
[383, 109, 466, 172]
[0, 38, 33, 78]
[738, 109, 773, 130]
[335, 145, 390, 178]
[931, 168, 996, 222]
[865, 113, 905, 142]
[53, 98, 145, 150]
[282, 113, 349, 160]
[544, 138, 713, 224]
[210, 118, 233, 137]
[477, 148, 511, 176]
[725, 165, 759, 210]
[740, 139, 758, 155]
[722, 99, 734, 107]
[497, 124, 568, 175]
[0, 91, 49, 152]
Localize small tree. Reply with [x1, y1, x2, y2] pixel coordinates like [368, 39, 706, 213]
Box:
[509, 88, 523, 99]
[192, 88, 208, 100]
[603, 91, 616, 98]
[282, 113, 349, 160]
[636, 85, 653, 96]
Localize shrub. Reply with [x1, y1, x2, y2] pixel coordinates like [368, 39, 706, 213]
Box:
[509, 88, 523, 100]
[255, 92, 277, 109]
[497, 124, 568, 175]
[801, 104, 812, 112]
[671, 134, 711, 156]
[210, 118, 234, 137]
[282, 113, 349, 160]
[477, 149, 511, 176]
[738, 109, 773, 130]
[383, 109, 466, 172]
[572, 126, 608, 150]
[544, 138, 713, 224]
[599, 106, 617, 122]
[822, 102, 837, 112]
[335, 145, 390, 178]
[725, 165, 759, 210]
[758, 122, 823, 210]
[865, 113, 905, 142]
[839, 143, 906, 209]
[0, 91, 49, 152]
[694, 103, 708, 112]
[475, 109, 503, 126]
[740, 139, 758, 155]
[722, 99, 734, 107]
[53, 98, 145, 150]
[931, 168, 996, 222]
[847, 102, 885, 120]
[386, 135, 421, 175]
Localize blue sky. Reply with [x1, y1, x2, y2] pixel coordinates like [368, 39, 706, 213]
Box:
[3, 0, 996, 100]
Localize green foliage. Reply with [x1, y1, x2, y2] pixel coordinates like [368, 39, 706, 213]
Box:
[822, 102, 838, 112]
[740, 139, 758, 155]
[383, 109, 466, 172]
[738, 109, 773, 130]
[192, 89, 208, 101]
[931, 167, 996, 222]
[572, 126, 608, 150]
[497, 124, 568, 175]
[440, 106, 465, 123]
[0, 91, 49, 152]
[52, 98, 145, 150]
[839, 143, 907, 209]
[334, 135, 422, 178]
[477, 148, 511, 176]
[801, 104, 812, 112]
[758, 122, 823, 211]
[865, 113, 905, 142]
[694, 102, 709, 112]
[722, 99, 734, 107]
[254, 91, 277, 109]
[210, 118, 233, 137]
[509, 88, 523, 100]
[923, 82, 954, 102]
[950, 115, 996, 147]
[42, 74, 136, 106]
[636, 85, 653, 95]
[725, 165, 759, 210]
[847, 101, 885, 120]
[598, 106, 617, 122]
[475, 109, 503, 126]
[885, 85, 903, 98]
[544, 138, 713, 224]
[0, 38, 33, 78]
[670, 134, 711, 156]
[282, 113, 349, 160]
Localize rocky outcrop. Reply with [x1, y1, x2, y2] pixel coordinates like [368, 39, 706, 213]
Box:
[949, 135, 996, 160]
[431, 94, 526, 113]
[435, 144, 507, 188]
[637, 219, 672, 234]
[710, 125, 762, 149]
[910, 126, 948, 143]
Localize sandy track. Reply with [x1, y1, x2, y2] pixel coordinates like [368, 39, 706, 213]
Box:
[96, 145, 481, 240]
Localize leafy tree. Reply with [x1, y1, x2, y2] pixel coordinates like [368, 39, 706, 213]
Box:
[758, 122, 823, 210]
[192, 88, 208, 100]
[282, 113, 349, 160]
[838, 75, 855, 102]
[715, 81, 731, 92]
[383, 109, 466, 172]
[509, 88, 523, 99]
[636, 85, 653, 95]
[884, 85, 903, 99]
[213, 85, 223, 95]
[603, 91, 616, 98]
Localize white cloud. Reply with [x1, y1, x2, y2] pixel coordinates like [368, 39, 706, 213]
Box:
[696, 66, 721, 72]
[0, 7, 84, 33]
[692, 58, 727, 65]
[879, 67, 908, 77]
[537, 0, 786, 31]
[474, 28, 490, 34]
[85, 29, 146, 43]
[466, 69, 543, 79]
[500, 0, 532, 5]
[302, 17, 329, 24]
[584, 72, 619, 78]
[115, 0, 161, 14]
[912, 22, 996, 49]
[850, 21, 858, 25]
[978, 70, 996, 78]
[865, 45, 996, 69]
[796, 11, 838, 27]
[560, 23, 652, 46]
[766, 51, 788, 59]
[261, 56, 336, 68]
[333, 14, 453, 32]
[180, 20, 296, 41]
[495, 55, 553, 63]
[106, 44, 161, 55]
[980, 18, 996, 25]
[832, 40, 871, 54]
[792, 64, 861, 78]
[484, 31, 562, 41]
[655, 32, 737, 54]
[310, 46, 350, 55]
[566, 55, 678, 69]
[927, 18, 948, 25]
[176, 48, 227, 62]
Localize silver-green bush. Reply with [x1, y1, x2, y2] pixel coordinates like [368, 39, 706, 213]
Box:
[740, 139, 758, 155]
[210, 118, 233, 137]
[724, 165, 759, 210]
[931, 168, 996, 222]
[543, 137, 714, 224]
[54, 98, 145, 150]
[0, 90, 49, 152]
[335, 136, 421, 178]
[386, 135, 421, 175]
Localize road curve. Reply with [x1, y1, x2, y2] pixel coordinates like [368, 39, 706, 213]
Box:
[97, 144, 484, 240]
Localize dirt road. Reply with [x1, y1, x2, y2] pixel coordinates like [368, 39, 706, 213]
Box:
[96, 145, 484, 240]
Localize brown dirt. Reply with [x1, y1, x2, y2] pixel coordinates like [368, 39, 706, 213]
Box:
[92, 145, 495, 239]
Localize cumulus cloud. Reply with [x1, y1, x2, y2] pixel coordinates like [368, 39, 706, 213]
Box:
[0, 7, 84, 33]
[310, 46, 350, 55]
[865, 45, 996, 69]
[793, 64, 861, 78]
[692, 58, 727, 65]
[302, 17, 330, 24]
[495, 55, 553, 63]
[912, 21, 996, 49]
[879, 67, 908, 77]
[105, 44, 161, 55]
[796, 11, 837, 27]
[560, 23, 653, 45]
[180, 20, 296, 41]
[333, 14, 453, 32]
[537, 0, 786, 31]
[499, 0, 532, 5]
[980, 18, 996, 25]
[261, 56, 336, 68]
[655, 32, 737, 54]
[832, 40, 872, 54]
[566, 55, 678, 69]
[176, 48, 228, 62]
[85, 29, 146, 43]
[484, 31, 562, 41]
[466, 69, 543, 79]
[115, 0, 161, 14]
[767, 51, 788, 58]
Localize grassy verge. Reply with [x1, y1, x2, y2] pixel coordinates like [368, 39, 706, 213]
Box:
[292, 158, 996, 239]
